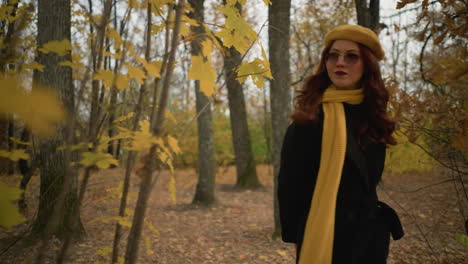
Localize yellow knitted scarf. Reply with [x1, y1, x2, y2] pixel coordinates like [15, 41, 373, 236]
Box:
[299, 85, 364, 264]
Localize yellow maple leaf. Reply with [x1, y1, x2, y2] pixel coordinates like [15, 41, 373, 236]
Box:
[203, 24, 224, 52]
[236, 46, 272, 88]
[96, 247, 112, 257]
[57, 142, 91, 151]
[169, 174, 177, 205]
[136, 57, 162, 78]
[0, 76, 65, 135]
[9, 137, 31, 146]
[113, 112, 135, 123]
[145, 236, 154, 256]
[236, 58, 270, 88]
[216, 5, 257, 54]
[0, 182, 25, 229]
[188, 55, 217, 97]
[0, 5, 10, 21]
[226, 0, 247, 5]
[93, 69, 115, 89]
[107, 27, 123, 50]
[179, 22, 190, 38]
[116, 74, 130, 90]
[201, 39, 213, 59]
[79, 152, 119, 169]
[215, 28, 235, 50]
[276, 250, 287, 257]
[58, 60, 81, 70]
[23, 61, 44, 72]
[166, 135, 181, 154]
[39, 39, 72, 56]
[151, 23, 165, 35]
[183, 14, 199, 27]
[0, 149, 29, 161]
[159, 150, 174, 174]
[116, 216, 132, 227]
[128, 120, 163, 151]
[125, 208, 134, 216]
[96, 136, 111, 153]
[148, 61, 163, 78]
[145, 220, 160, 236]
[260, 46, 273, 79]
[126, 64, 146, 85]
[111, 130, 133, 141]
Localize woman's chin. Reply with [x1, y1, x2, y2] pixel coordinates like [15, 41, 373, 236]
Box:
[333, 83, 356, 90]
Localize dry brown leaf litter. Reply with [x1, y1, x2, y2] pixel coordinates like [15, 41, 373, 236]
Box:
[0, 166, 466, 264]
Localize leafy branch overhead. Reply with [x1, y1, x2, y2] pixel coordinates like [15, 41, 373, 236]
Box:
[236, 47, 273, 88]
[187, 0, 272, 96]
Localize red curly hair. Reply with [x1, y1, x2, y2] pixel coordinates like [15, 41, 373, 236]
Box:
[292, 41, 396, 147]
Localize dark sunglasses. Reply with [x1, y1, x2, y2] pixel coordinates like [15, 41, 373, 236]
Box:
[326, 52, 360, 65]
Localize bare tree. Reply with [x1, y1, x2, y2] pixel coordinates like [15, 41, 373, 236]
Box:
[355, 0, 380, 31]
[223, 2, 261, 189]
[32, 3, 84, 262]
[0, 0, 20, 175]
[269, 0, 292, 238]
[124, 1, 185, 263]
[189, 0, 216, 205]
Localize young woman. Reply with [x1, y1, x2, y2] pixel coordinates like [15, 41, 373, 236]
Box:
[278, 25, 404, 264]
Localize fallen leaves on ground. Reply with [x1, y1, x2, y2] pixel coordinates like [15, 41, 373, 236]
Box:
[0, 166, 466, 264]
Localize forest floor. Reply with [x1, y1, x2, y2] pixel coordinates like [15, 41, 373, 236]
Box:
[0, 165, 467, 264]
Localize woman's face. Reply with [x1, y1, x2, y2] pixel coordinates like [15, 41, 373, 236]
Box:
[326, 40, 364, 90]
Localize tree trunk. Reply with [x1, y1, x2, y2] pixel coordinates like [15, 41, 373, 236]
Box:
[18, 127, 33, 212]
[7, 114, 15, 174]
[355, 0, 380, 31]
[124, 2, 184, 263]
[268, 0, 291, 239]
[0, 118, 9, 175]
[223, 3, 260, 189]
[111, 3, 146, 263]
[89, 0, 112, 141]
[31, 0, 84, 241]
[188, 0, 216, 205]
[192, 82, 216, 204]
[108, 86, 119, 157]
[0, 0, 17, 172]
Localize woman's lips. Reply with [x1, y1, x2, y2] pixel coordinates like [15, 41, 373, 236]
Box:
[335, 71, 347, 76]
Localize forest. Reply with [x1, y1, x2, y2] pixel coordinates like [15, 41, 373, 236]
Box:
[0, 0, 466, 263]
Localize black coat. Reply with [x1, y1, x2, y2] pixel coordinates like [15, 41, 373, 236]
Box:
[278, 103, 403, 264]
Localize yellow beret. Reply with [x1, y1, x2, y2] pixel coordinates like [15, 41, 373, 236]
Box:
[324, 24, 385, 61]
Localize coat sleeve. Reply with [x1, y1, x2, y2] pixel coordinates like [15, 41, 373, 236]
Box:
[375, 143, 386, 184]
[278, 122, 301, 243]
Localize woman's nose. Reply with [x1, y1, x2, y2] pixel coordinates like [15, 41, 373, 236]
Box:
[335, 55, 345, 66]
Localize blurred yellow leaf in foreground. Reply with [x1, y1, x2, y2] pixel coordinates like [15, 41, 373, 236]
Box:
[0, 182, 26, 229]
[0, 76, 65, 135]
